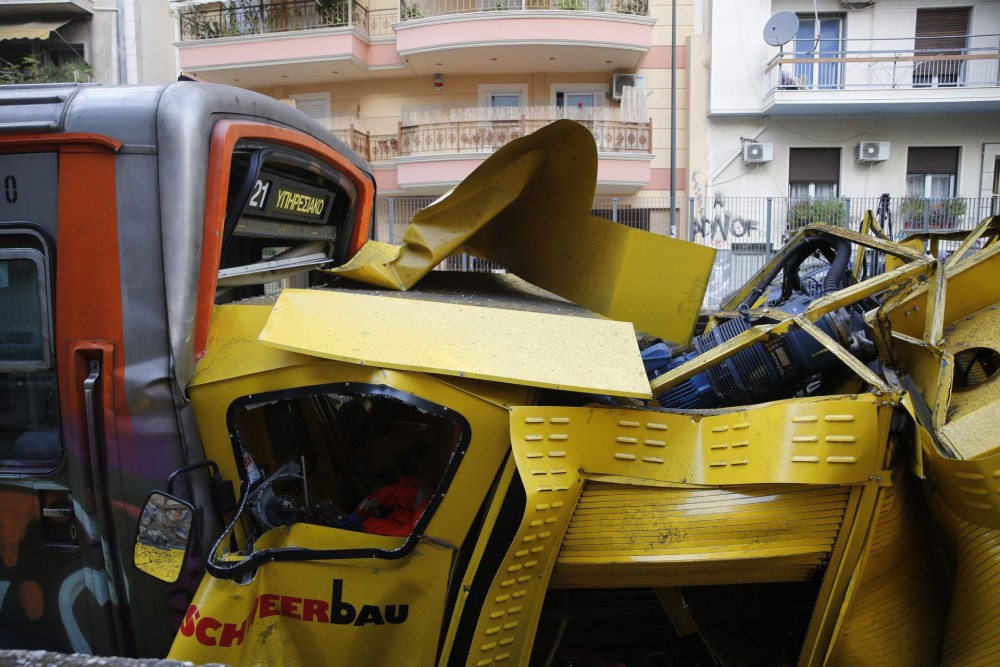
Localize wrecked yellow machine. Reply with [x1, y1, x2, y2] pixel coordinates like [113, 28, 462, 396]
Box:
[14, 83, 992, 666]
[149, 115, 1000, 666]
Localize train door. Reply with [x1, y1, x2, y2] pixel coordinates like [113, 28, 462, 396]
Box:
[0, 136, 131, 655]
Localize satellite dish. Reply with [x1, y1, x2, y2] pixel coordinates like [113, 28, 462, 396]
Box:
[763, 11, 799, 47]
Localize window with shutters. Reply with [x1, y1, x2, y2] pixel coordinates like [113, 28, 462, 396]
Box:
[788, 148, 840, 199]
[479, 84, 528, 108]
[793, 14, 843, 89]
[904, 147, 962, 230]
[787, 148, 843, 229]
[914, 8, 969, 87]
[290, 93, 331, 123]
[552, 84, 607, 110]
[906, 147, 959, 198]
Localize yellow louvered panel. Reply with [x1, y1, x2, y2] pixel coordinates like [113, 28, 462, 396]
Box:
[551, 483, 850, 588]
[933, 493, 1000, 667]
[827, 478, 946, 667]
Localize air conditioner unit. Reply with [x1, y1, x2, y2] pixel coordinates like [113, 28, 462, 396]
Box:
[743, 142, 773, 164]
[857, 141, 890, 162]
[611, 73, 646, 100]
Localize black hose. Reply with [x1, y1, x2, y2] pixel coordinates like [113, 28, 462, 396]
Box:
[739, 235, 837, 309]
[822, 237, 852, 294]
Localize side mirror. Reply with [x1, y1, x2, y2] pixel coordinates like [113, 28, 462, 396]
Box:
[134, 491, 194, 583]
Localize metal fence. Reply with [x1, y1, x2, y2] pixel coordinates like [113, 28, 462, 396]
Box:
[374, 194, 997, 307]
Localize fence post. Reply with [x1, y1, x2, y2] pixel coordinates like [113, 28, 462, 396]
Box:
[844, 198, 851, 231]
[612, 197, 618, 223]
[765, 198, 773, 259]
[388, 197, 395, 245]
[688, 198, 695, 242]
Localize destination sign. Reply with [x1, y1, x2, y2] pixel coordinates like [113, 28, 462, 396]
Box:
[244, 173, 333, 225]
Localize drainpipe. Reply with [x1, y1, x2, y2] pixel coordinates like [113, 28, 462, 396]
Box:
[670, 0, 676, 236]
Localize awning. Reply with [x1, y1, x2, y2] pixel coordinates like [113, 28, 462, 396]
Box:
[0, 20, 70, 42]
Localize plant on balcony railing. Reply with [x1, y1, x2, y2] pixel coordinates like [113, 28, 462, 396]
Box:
[899, 196, 967, 230]
[787, 197, 846, 230]
[178, 0, 269, 39]
[614, 0, 648, 15]
[400, 1, 423, 19]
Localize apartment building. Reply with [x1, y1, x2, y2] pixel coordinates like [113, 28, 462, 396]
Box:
[681, 0, 1000, 301]
[0, 0, 175, 84]
[171, 0, 689, 238]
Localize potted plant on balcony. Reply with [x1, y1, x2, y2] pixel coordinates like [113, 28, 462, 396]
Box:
[786, 197, 846, 231]
[615, 0, 648, 15]
[900, 196, 967, 231]
[317, 0, 349, 25]
[401, 1, 423, 19]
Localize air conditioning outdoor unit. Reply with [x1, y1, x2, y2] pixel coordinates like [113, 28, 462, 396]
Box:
[743, 142, 773, 164]
[611, 73, 646, 100]
[857, 141, 890, 162]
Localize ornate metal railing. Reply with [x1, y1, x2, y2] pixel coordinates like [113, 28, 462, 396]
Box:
[398, 0, 648, 21]
[766, 34, 1000, 92]
[399, 117, 651, 155]
[177, 0, 368, 40]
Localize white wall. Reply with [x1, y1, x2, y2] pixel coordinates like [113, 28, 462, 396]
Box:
[701, 0, 1000, 201]
[703, 113, 999, 199]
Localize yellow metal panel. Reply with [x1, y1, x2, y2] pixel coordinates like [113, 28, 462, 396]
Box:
[825, 476, 946, 667]
[329, 120, 714, 344]
[552, 483, 850, 588]
[168, 529, 453, 667]
[465, 430, 585, 667]
[510, 396, 885, 487]
[191, 304, 314, 387]
[258, 288, 652, 398]
[932, 492, 1000, 667]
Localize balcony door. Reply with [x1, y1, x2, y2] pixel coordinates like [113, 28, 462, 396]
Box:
[914, 8, 969, 87]
[905, 147, 961, 230]
[793, 15, 843, 89]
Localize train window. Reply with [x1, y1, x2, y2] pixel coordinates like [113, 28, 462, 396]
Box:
[215, 143, 360, 304]
[228, 385, 466, 551]
[0, 236, 60, 472]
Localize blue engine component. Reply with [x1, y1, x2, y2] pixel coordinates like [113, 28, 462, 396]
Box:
[650, 308, 851, 410]
[646, 233, 878, 410]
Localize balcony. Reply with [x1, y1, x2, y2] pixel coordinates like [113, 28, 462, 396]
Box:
[763, 35, 1000, 115]
[174, 0, 402, 86]
[175, 0, 653, 84]
[322, 108, 652, 194]
[394, 0, 654, 76]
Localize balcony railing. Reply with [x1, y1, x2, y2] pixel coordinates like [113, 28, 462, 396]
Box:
[177, 0, 369, 40]
[398, 0, 649, 21]
[766, 34, 1000, 93]
[319, 108, 650, 162]
[399, 107, 651, 156]
[176, 0, 648, 40]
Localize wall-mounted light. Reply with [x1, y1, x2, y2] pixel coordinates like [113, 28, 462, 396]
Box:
[434, 73, 443, 91]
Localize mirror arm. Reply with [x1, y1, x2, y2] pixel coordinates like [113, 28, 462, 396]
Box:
[167, 460, 237, 514]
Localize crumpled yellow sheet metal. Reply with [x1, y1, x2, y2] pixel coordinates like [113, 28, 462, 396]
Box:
[328, 119, 715, 344]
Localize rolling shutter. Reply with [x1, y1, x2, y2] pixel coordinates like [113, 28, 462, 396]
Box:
[907, 147, 959, 175]
[789, 148, 841, 183]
